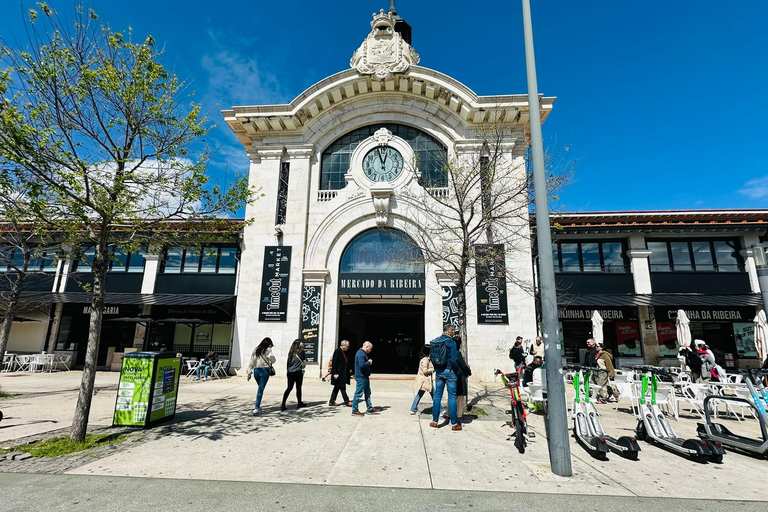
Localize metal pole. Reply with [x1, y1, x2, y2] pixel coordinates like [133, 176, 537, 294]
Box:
[521, 0, 572, 477]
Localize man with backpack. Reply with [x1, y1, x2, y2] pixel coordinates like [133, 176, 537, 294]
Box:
[679, 345, 702, 382]
[429, 324, 462, 431]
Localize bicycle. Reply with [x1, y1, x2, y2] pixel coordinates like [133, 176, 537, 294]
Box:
[495, 369, 532, 453]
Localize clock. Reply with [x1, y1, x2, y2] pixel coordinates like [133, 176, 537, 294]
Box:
[362, 145, 404, 182]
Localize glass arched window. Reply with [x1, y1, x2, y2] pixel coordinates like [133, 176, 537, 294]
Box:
[339, 228, 425, 295]
[320, 124, 447, 190]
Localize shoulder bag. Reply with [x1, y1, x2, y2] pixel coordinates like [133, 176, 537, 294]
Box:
[262, 354, 276, 376]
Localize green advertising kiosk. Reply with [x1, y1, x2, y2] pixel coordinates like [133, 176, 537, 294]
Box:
[113, 351, 181, 427]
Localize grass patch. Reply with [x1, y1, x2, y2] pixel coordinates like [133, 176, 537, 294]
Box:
[0, 433, 127, 458]
[467, 406, 487, 416]
[0, 385, 12, 398]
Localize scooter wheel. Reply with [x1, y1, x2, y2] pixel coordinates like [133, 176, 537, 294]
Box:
[624, 451, 639, 461]
[635, 423, 647, 441]
[709, 454, 723, 464]
[0, 410, 3, 422]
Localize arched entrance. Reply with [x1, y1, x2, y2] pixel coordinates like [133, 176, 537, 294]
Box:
[338, 228, 425, 374]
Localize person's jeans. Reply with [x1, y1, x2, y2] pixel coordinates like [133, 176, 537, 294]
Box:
[352, 377, 372, 412]
[330, 381, 349, 404]
[433, 368, 458, 425]
[196, 364, 212, 378]
[253, 368, 270, 409]
[411, 389, 445, 415]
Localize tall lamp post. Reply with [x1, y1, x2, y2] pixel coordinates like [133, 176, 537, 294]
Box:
[521, 0, 572, 476]
[752, 243, 768, 316]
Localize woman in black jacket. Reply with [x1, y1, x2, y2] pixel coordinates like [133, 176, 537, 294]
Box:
[281, 339, 307, 411]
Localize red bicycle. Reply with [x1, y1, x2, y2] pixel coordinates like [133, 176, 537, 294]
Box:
[495, 369, 531, 453]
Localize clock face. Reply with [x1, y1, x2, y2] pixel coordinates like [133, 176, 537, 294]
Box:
[362, 145, 404, 182]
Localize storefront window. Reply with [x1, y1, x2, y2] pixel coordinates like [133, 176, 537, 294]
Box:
[183, 248, 201, 273]
[670, 242, 692, 271]
[713, 241, 739, 272]
[218, 247, 237, 274]
[648, 241, 670, 271]
[552, 241, 629, 273]
[200, 247, 218, 273]
[691, 241, 715, 271]
[602, 242, 625, 273]
[76, 247, 96, 272]
[581, 243, 600, 272]
[163, 247, 183, 273]
[647, 239, 743, 272]
[560, 243, 580, 271]
[161, 246, 239, 274]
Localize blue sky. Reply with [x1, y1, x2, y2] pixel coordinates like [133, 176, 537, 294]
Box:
[2, 0, 767, 212]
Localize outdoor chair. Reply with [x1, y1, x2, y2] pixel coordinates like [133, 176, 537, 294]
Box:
[184, 358, 199, 378]
[523, 368, 547, 412]
[613, 381, 640, 415]
[53, 354, 72, 371]
[2, 353, 15, 372]
[678, 383, 710, 419]
[14, 355, 31, 372]
[211, 359, 230, 379]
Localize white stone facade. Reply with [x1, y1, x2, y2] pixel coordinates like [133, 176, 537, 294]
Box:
[224, 16, 554, 381]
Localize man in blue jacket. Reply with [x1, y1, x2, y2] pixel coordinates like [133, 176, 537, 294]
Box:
[352, 341, 375, 415]
[430, 324, 462, 431]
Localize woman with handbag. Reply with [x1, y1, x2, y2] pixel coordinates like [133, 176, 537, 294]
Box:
[281, 339, 308, 411]
[246, 337, 276, 415]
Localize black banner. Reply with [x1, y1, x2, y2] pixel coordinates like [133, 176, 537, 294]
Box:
[338, 272, 425, 295]
[442, 286, 460, 328]
[300, 285, 321, 362]
[258, 246, 291, 322]
[475, 244, 509, 324]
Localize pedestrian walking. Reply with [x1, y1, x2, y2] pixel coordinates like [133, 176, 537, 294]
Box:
[281, 340, 307, 411]
[595, 343, 618, 404]
[328, 340, 352, 407]
[410, 346, 445, 416]
[509, 337, 525, 371]
[352, 341, 376, 415]
[429, 324, 462, 431]
[583, 338, 599, 368]
[246, 337, 276, 415]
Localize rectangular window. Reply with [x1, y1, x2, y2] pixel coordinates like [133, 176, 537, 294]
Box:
[42, 251, 58, 273]
[218, 247, 238, 274]
[201, 247, 218, 273]
[713, 241, 739, 272]
[163, 247, 183, 274]
[669, 242, 692, 271]
[691, 241, 715, 271]
[551, 243, 560, 271]
[276, 162, 290, 225]
[560, 243, 580, 272]
[110, 248, 129, 272]
[581, 243, 601, 272]
[183, 248, 201, 273]
[647, 242, 670, 271]
[127, 250, 146, 273]
[77, 247, 95, 272]
[601, 242, 625, 273]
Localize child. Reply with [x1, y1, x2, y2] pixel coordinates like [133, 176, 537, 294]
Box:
[321, 357, 332, 382]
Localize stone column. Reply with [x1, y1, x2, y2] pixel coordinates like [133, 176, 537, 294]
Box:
[304, 269, 330, 377]
[141, 253, 160, 294]
[626, 235, 657, 363]
[741, 234, 761, 293]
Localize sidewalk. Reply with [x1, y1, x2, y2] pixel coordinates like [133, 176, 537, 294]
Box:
[1, 371, 766, 501]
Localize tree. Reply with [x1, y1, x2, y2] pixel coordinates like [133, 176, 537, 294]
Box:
[0, 4, 254, 441]
[399, 123, 572, 355]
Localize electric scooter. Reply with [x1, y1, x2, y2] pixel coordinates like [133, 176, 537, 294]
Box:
[566, 365, 641, 460]
[634, 366, 725, 463]
[697, 369, 768, 458]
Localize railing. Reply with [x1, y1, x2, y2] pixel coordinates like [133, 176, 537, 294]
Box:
[317, 190, 339, 201]
[427, 187, 450, 198]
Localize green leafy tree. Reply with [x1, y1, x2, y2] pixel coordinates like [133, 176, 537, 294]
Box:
[0, 4, 255, 441]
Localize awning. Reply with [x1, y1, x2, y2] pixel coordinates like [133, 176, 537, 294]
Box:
[557, 293, 762, 308]
[18, 292, 235, 307]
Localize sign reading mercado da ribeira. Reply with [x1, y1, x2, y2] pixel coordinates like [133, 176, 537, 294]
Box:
[475, 244, 509, 324]
[258, 246, 292, 322]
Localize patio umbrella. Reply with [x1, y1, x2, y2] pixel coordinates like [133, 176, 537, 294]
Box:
[675, 310, 691, 348]
[754, 310, 768, 362]
[591, 310, 604, 345]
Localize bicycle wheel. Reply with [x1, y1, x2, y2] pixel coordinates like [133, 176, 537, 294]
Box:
[514, 417, 526, 453]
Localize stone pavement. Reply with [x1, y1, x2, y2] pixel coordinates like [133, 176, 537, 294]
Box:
[1, 370, 767, 502]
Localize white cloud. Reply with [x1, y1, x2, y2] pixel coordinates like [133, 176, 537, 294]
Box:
[201, 32, 291, 107]
[738, 175, 768, 199]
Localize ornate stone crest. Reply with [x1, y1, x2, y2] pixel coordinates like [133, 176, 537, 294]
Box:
[350, 10, 420, 81]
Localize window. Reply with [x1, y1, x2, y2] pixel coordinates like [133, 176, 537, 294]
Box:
[161, 246, 239, 274]
[76, 247, 96, 272]
[0, 248, 57, 272]
[320, 124, 448, 190]
[552, 241, 629, 273]
[647, 239, 743, 272]
[108, 248, 146, 273]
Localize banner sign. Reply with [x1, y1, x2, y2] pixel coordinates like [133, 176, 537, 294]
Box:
[656, 321, 679, 358]
[558, 308, 637, 321]
[113, 352, 180, 427]
[259, 246, 292, 322]
[300, 285, 322, 362]
[615, 321, 642, 357]
[441, 286, 460, 328]
[338, 272, 424, 295]
[475, 244, 508, 324]
[661, 307, 754, 322]
[149, 357, 181, 423]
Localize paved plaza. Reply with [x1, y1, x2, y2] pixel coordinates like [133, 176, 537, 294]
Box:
[1, 370, 767, 505]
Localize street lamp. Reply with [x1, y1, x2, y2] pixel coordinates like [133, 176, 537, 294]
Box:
[521, 0, 572, 477]
[752, 243, 768, 316]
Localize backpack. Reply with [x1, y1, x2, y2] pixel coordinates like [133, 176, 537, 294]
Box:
[712, 348, 726, 367]
[430, 337, 448, 367]
[684, 350, 702, 371]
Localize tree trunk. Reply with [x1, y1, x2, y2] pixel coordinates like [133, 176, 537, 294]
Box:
[70, 241, 108, 442]
[0, 252, 30, 366]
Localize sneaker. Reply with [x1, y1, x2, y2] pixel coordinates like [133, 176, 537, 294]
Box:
[193, 377, 200, 381]
[596, 398, 607, 404]
[451, 425, 463, 431]
[252, 408, 260, 416]
[441, 410, 448, 418]
[297, 402, 308, 409]
[429, 421, 439, 428]
[608, 397, 619, 403]
[352, 410, 365, 416]
[410, 410, 418, 415]
[280, 405, 287, 412]
[202, 377, 207, 382]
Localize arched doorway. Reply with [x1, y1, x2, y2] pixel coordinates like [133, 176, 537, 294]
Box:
[338, 228, 425, 374]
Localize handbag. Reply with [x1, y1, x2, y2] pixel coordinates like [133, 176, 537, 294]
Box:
[262, 354, 276, 376]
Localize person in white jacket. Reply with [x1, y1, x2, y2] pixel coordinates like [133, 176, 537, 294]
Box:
[247, 337, 276, 415]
